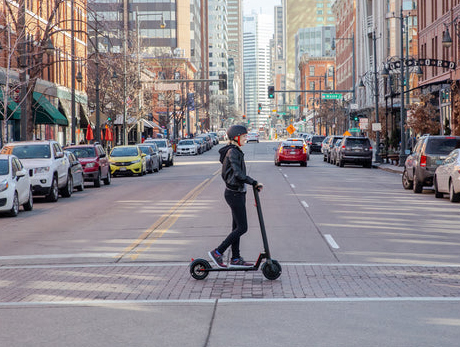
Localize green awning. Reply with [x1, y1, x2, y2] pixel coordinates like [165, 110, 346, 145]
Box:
[33, 92, 68, 126]
[0, 89, 21, 121]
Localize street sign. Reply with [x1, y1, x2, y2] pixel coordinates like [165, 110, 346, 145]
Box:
[350, 103, 358, 110]
[321, 93, 343, 100]
[288, 106, 299, 110]
[349, 128, 360, 133]
[372, 123, 382, 131]
[286, 124, 296, 134]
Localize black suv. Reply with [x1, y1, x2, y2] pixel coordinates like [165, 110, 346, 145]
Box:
[336, 137, 373, 168]
[402, 135, 460, 193]
[323, 135, 343, 163]
[308, 135, 326, 153]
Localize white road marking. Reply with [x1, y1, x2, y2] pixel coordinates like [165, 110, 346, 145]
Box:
[290, 184, 295, 189]
[324, 234, 340, 249]
[301, 200, 309, 209]
[284, 174, 288, 178]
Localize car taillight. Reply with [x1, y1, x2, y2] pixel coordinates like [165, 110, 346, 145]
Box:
[279, 147, 283, 154]
[342, 145, 346, 149]
[303, 145, 306, 153]
[420, 155, 427, 167]
[369, 146, 373, 150]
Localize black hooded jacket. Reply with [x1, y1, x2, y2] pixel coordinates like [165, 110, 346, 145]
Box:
[219, 143, 256, 192]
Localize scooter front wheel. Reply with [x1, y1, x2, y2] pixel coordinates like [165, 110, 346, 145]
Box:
[190, 258, 211, 280]
[261, 260, 282, 280]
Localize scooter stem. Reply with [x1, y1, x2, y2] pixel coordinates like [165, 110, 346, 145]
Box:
[253, 185, 271, 259]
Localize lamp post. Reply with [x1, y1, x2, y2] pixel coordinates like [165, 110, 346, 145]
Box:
[372, 30, 382, 163]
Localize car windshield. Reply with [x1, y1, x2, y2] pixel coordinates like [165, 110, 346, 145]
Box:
[346, 139, 370, 147]
[312, 136, 325, 142]
[282, 141, 303, 149]
[66, 147, 96, 158]
[425, 138, 460, 155]
[0, 159, 9, 175]
[332, 137, 343, 145]
[153, 140, 167, 147]
[138, 146, 151, 154]
[179, 140, 194, 145]
[110, 147, 138, 157]
[11, 145, 51, 159]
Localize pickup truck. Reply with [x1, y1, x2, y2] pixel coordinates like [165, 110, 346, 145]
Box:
[1, 140, 72, 201]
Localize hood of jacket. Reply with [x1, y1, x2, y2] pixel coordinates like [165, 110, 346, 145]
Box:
[219, 143, 240, 163]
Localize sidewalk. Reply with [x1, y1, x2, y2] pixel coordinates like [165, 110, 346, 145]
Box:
[373, 161, 404, 174]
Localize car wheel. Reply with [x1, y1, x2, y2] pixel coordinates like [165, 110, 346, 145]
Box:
[94, 170, 102, 187]
[103, 170, 111, 185]
[364, 161, 372, 168]
[46, 176, 59, 202]
[434, 177, 443, 198]
[61, 174, 73, 198]
[402, 170, 413, 190]
[339, 158, 344, 167]
[165, 156, 170, 167]
[275, 160, 280, 166]
[8, 192, 20, 217]
[323, 155, 327, 162]
[301, 161, 307, 167]
[413, 173, 423, 193]
[23, 187, 33, 211]
[76, 180, 85, 191]
[449, 180, 460, 202]
[169, 157, 174, 166]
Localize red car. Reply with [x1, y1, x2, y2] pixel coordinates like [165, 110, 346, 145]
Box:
[274, 139, 308, 167]
[64, 144, 111, 187]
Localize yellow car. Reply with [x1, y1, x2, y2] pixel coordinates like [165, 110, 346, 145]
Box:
[109, 145, 147, 176]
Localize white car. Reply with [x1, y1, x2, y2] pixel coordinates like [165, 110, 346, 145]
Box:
[434, 148, 460, 202]
[144, 139, 174, 167]
[1, 141, 72, 202]
[247, 132, 259, 143]
[0, 154, 33, 217]
[176, 140, 199, 155]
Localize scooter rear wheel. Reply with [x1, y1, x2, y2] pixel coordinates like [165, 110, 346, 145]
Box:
[190, 258, 211, 280]
[261, 260, 282, 280]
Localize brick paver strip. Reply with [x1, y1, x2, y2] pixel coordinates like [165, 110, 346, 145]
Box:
[0, 264, 459, 303]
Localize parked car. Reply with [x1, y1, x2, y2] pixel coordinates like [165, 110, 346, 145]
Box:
[196, 134, 213, 150]
[64, 144, 111, 187]
[217, 130, 228, 141]
[434, 148, 460, 202]
[247, 131, 260, 143]
[402, 135, 460, 193]
[144, 138, 174, 166]
[307, 135, 326, 153]
[323, 135, 344, 163]
[321, 136, 331, 159]
[64, 151, 85, 192]
[142, 142, 162, 169]
[109, 145, 146, 176]
[209, 132, 219, 145]
[137, 145, 160, 173]
[1, 140, 72, 201]
[193, 138, 206, 154]
[274, 139, 307, 167]
[176, 139, 199, 155]
[0, 154, 33, 216]
[336, 136, 373, 168]
[330, 139, 343, 166]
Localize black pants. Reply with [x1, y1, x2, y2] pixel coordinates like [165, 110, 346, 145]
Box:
[216, 189, 248, 259]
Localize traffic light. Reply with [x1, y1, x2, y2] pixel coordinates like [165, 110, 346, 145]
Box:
[219, 73, 227, 90]
[268, 85, 274, 99]
[353, 115, 359, 121]
[258, 103, 262, 114]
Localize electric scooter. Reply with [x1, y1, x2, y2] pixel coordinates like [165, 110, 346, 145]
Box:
[189, 185, 282, 280]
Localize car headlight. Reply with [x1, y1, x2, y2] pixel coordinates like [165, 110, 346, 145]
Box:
[86, 162, 96, 168]
[34, 166, 50, 174]
[0, 179, 8, 192]
[132, 159, 141, 164]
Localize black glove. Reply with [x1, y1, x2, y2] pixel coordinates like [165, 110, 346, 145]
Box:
[251, 180, 258, 187]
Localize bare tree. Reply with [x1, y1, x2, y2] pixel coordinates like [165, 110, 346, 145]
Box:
[406, 93, 440, 136]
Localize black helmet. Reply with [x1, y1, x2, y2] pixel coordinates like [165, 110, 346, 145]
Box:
[227, 125, 248, 140]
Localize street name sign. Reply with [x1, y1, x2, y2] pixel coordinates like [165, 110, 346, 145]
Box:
[321, 93, 343, 100]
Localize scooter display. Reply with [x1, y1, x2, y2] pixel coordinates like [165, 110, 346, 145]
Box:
[189, 185, 282, 280]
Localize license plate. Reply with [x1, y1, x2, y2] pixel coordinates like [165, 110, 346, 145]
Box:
[290, 151, 296, 154]
[436, 159, 444, 165]
[120, 167, 127, 171]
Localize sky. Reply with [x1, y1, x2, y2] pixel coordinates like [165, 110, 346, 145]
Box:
[243, 0, 281, 15]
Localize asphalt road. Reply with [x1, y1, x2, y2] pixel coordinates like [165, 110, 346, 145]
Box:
[1, 140, 459, 347]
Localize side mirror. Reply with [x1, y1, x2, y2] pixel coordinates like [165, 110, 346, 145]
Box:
[141, 153, 147, 157]
[16, 170, 25, 180]
[100, 153, 106, 158]
[56, 151, 64, 159]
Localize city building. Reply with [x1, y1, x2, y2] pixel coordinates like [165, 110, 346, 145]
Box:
[208, 0, 228, 96]
[0, 0, 86, 144]
[273, 5, 286, 120]
[243, 12, 273, 129]
[227, 0, 244, 114]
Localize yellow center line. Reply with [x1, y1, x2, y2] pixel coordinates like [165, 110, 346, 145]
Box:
[115, 168, 220, 261]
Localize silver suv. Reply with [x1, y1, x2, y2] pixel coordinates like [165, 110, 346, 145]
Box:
[1, 141, 72, 201]
[144, 139, 174, 167]
[402, 135, 460, 193]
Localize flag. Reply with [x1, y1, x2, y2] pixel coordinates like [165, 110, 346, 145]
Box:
[106, 127, 113, 141]
[86, 124, 94, 141]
